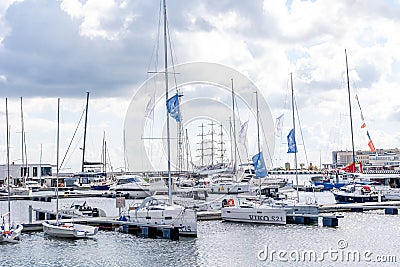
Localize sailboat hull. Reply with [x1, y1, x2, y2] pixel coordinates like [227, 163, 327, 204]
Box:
[42, 221, 98, 238]
[221, 206, 287, 224]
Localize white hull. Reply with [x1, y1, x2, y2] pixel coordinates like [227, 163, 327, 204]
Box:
[210, 182, 250, 194]
[42, 221, 98, 238]
[221, 206, 286, 224]
[127, 197, 197, 236]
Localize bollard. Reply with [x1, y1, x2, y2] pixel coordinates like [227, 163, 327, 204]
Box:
[28, 205, 33, 223]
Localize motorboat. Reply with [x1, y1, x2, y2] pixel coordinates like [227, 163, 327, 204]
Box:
[124, 196, 197, 237]
[331, 182, 381, 203]
[109, 175, 151, 199]
[25, 180, 41, 192]
[209, 174, 250, 194]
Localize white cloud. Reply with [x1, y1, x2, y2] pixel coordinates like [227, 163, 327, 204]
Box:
[60, 0, 135, 40]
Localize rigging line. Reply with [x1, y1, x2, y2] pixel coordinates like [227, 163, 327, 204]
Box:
[59, 108, 86, 169]
[166, 16, 180, 93]
[294, 95, 309, 167]
[147, 0, 162, 75]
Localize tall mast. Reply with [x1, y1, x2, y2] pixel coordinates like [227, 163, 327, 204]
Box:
[81, 91, 89, 172]
[345, 49, 356, 164]
[231, 79, 238, 178]
[163, 0, 172, 204]
[219, 123, 224, 164]
[290, 73, 299, 201]
[56, 98, 60, 217]
[6, 98, 11, 223]
[20, 97, 26, 180]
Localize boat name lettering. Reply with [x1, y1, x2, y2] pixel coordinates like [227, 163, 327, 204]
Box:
[249, 215, 283, 221]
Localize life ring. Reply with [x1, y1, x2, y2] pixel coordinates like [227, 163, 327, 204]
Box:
[227, 198, 235, 206]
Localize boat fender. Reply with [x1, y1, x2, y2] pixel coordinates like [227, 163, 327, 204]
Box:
[227, 198, 235, 207]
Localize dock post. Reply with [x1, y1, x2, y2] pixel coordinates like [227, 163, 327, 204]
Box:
[28, 205, 33, 224]
[350, 208, 363, 212]
[162, 227, 179, 240]
[322, 217, 338, 227]
[384, 208, 398, 215]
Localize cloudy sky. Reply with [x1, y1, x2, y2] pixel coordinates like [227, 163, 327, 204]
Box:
[0, 0, 399, 173]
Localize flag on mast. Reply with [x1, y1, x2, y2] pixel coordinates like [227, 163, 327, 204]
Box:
[275, 114, 284, 137]
[252, 152, 268, 178]
[238, 120, 249, 144]
[166, 93, 181, 122]
[287, 129, 297, 153]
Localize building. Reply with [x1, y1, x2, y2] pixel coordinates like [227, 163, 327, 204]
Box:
[0, 163, 54, 185]
[332, 148, 400, 171]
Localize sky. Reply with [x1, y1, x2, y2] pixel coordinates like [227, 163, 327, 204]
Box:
[0, 0, 400, 173]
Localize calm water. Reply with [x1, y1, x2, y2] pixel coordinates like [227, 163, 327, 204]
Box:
[0, 192, 399, 266]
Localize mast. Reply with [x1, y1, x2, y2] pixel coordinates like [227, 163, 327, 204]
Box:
[219, 123, 225, 164]
[81, 91, 89, 173]
[56, 98, 60, 218]
[163, 0, 172, 204]
[345, 49, 356, 164]
[20, 97, 26, 181]
[231, 79, 238, 179]
[255, 91, 262, 200]
[209, 121, 216, 165]
[255, 91, 261, 155]
[290, 73, 299, 201]
[6, 98, 11, 224]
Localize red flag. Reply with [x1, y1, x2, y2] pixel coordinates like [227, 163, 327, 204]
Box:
[342, 162, 356, 173]
[361, 122, 366, 128]
[368, 140, 376, 152]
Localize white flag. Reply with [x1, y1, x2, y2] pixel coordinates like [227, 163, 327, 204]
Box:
[275, 114, 284, 137]
[145, 95, 155, 120]
[239, 120, 249, 144]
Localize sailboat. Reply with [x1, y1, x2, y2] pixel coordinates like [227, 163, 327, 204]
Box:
[1, 98, 24, 243]
[331, 50, 381, 203]
[42, 98, 99, 238]
[124, 0, 197, 237]
[221, 91, 288, 224]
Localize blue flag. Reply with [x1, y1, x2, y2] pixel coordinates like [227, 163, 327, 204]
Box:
[287, 129, 297, 153]
[166, 93, 180, 122]
[252, 152, 268, 178]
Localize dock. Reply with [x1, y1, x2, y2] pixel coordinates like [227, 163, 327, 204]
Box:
[319, 200, 400, 213]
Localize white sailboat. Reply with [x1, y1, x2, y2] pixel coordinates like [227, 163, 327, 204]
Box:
[42, 98, 98, 238]
[1, 98, 24, 243]
[125, 0, 197, 237]
[221, 91, 288, 224]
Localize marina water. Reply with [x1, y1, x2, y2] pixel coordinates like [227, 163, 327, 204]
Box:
[0, 192, 399, 266]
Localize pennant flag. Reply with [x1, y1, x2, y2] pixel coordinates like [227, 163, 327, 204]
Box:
[166, 93, 180, 122]
[361, 122, 366, 128]
[252, 152, 268, 178]
[145, 95, 155, 120]
[287, 129, 297, 153]
[238, 120, 249, 144]
[275, 114, 284, 137]
[341, 162, 356, 173]
[368, 140, 376, 152]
